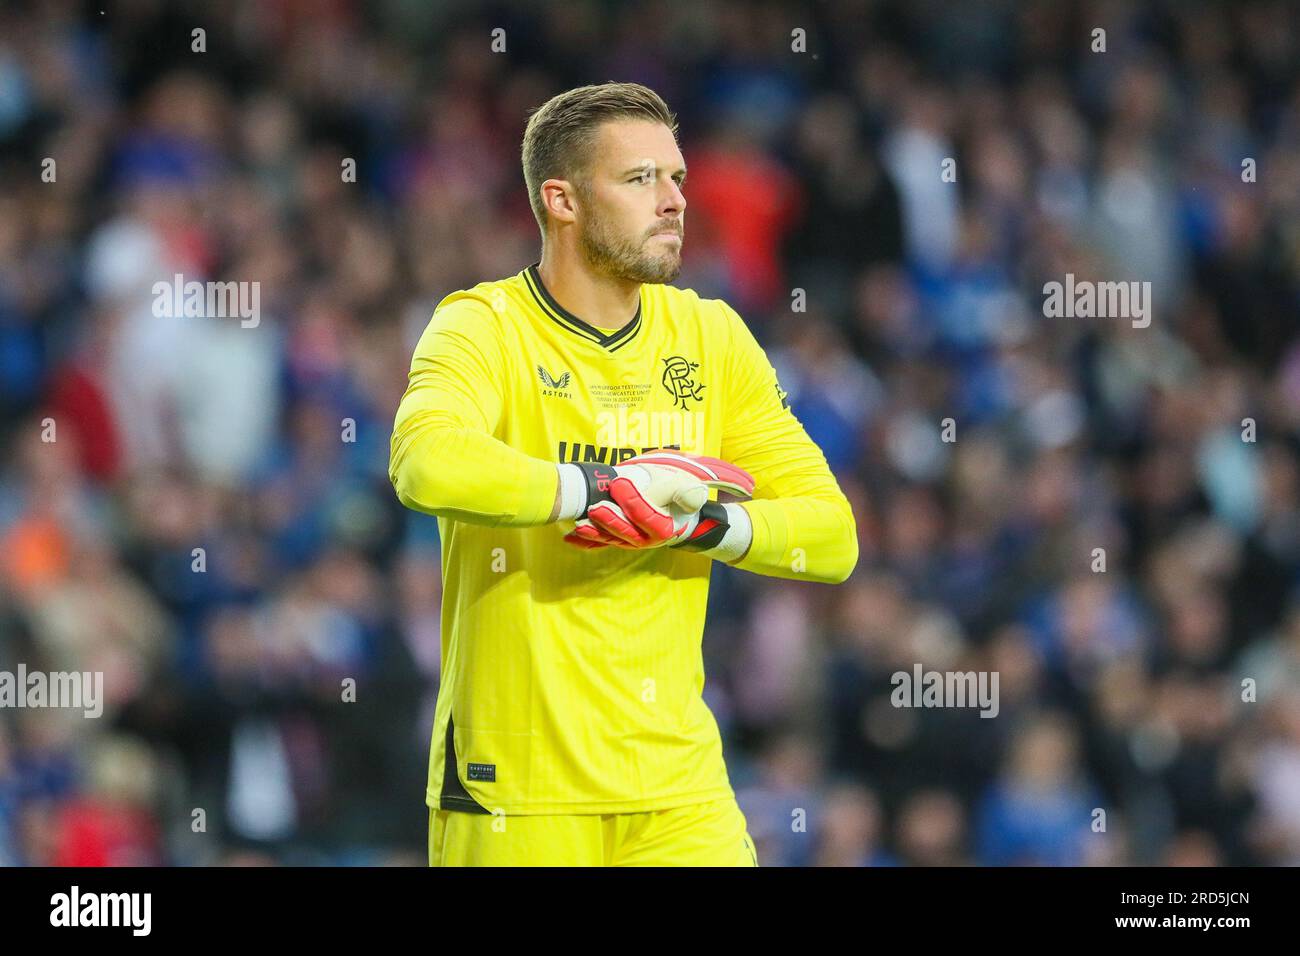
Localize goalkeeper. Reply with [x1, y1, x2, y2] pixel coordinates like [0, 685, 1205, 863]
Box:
[389, 81, 858, 866]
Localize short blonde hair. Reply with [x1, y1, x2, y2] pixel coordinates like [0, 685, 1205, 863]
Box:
[521, 82, 678, 234]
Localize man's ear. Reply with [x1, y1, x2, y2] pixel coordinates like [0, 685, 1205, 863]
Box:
[541, 178, 579, 224]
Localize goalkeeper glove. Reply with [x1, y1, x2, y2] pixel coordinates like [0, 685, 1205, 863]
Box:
[570, 499, 750, 554]
[556, 450, 754, 552]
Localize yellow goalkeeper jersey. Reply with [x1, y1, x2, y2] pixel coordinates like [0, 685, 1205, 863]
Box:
[389, 262, 857, 815]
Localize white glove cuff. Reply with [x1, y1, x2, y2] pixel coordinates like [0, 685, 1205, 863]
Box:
[702, 502, 753, 564]
[555, 463, 589, 521]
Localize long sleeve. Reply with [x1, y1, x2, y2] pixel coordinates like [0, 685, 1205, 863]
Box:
[718, 303, 859, 584]
[388, 297, 558, 526]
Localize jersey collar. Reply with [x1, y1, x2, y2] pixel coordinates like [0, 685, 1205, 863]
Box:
[523, 263, 643, 353]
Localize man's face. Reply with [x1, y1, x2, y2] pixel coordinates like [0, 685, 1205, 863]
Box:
[575, 119, 687, 284]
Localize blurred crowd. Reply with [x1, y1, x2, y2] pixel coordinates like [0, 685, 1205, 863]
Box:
[2, 0, 1300, 866]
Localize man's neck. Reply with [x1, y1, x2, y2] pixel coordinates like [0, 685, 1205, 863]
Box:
[536, 255, 640, 331]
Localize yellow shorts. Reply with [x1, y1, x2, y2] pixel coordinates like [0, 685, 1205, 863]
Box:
[428, 797, 759, 867]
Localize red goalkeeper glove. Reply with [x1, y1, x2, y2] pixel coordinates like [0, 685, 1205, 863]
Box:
[562, 450, 754, 551]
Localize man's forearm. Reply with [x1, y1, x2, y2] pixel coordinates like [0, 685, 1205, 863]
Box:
[389, 417, 559, 527]
[727, 496, 858, 583]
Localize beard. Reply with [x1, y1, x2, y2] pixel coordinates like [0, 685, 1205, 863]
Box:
[578, 206, 682, 284]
